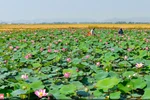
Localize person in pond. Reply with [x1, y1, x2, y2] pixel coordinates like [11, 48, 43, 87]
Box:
[87, 28, 95, 36]
[118, 28, 124, 35]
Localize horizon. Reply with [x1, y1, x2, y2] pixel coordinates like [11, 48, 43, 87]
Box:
[1, 0, 150, 23]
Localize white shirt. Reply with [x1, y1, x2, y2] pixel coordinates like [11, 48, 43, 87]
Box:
[90, 29, 94, 35]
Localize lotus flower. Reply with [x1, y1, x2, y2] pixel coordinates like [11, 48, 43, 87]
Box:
[146, 39, 149, 43]
[54, 41, 58, 44]
[4, 60, 7, 64]
[75, 39, 78, 42]
[25, 53, 32, 59]
[136, 63, 144, 68]
[66, 58, 71, 62]
[40, 47, 44, 52]
[25, 55, 29, 59]
[127, 48, 132, 52]
[54, 50, 59, 53]
[64, 72, 71, 78]
[16, 46, 19, 49]
[96, 62, 100, 66]
[0, 94, 4, 99]
[21, 74, 28, 80]
[124, 56, 128, 60]
[105, 42, 108, 45]
[76, 68, 79, 72]
[47, 49, 51, 53]
[31, 40, 35, 43]
[35, 89, 48, 98]
[62, 48, 66, 52]
[9, 46, 13, 50]
[23, 39, 26, 42]
[145, 47, 149, 50]
[86, 55, 90, 59]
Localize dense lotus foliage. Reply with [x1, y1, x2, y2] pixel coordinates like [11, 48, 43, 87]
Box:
[0, 29, 150, 99]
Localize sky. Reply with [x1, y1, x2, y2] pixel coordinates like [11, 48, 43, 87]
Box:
[0, 0, 150, 22]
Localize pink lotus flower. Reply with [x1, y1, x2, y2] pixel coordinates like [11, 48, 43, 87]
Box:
[86, 55, 90, 59]
[25, 53, 32, 59]
[96, 62, 100, 66]
[145, 47, 149, 50]
[9, 46, 13, 50]
[54, 50, 59, 53]
[23, 39, 26, 42]
[47, 49, 51, 53]
[136, 63, 144, 68]
[66, 58, 71, 62]
[75, 39, 78, 42]
[31, 40, 35, 43]
[62, 48, 66, 52]
[64, 72, 71, 78]
[0, 94, 4, 99]
[146, 39, 149, 43]
[76, 68, 79, 72]
[35, 89, 48, 98]
[105, 42, 108, 45]
[54, 41, 58, 44]
[4, 60, 7, 64]
[25, 55, 29, 59]
[16, 46, 19, 49]
[40, 48, 44, 52]
[21, 74, 28, 80]
[27, 54, 31, 58]
[127, 48, 132, 52]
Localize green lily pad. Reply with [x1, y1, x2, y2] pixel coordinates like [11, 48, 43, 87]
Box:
[59, 84, 76, 95]
[142, 88, 150, 99]
[11, 89, 27, 96]
[110, 91, 121, 99]
[30, 80, 44, 91]
[96, 77, 120, 91]
[94, 71, 108, 80]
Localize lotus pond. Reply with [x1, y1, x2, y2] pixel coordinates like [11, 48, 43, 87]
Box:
[0, 29, 150, 99]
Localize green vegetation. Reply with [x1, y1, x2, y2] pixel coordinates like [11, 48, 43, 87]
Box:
[0, 29, 149, 99]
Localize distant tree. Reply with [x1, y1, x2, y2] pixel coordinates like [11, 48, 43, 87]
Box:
[115, 21, 127, 24]
[128, 22, 134, 24]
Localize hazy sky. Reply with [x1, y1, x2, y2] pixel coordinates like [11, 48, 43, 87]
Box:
[0, 0, 150, 22]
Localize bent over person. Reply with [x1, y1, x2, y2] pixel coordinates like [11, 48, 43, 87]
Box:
[118, 28, 124, 35]
[87, 28, 95, 36]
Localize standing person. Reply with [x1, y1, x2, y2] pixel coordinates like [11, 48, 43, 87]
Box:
[90, 28, 95, 35]
[118, 28, 124, 35]
[87, 28, 95, 36]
